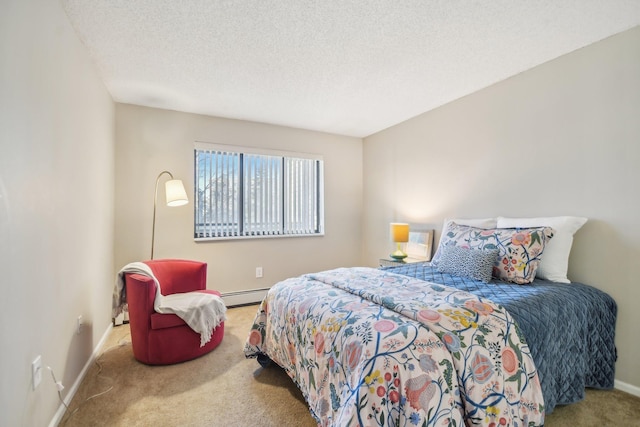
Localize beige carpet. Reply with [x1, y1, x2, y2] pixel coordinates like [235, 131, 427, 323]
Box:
[59, 304, 640, 427]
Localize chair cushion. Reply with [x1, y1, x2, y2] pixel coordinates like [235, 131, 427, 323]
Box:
[150, 312, 186, 330]
[149, 289, 222, 330]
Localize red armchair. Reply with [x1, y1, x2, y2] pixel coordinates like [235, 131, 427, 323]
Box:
[124, 259, 225, 365]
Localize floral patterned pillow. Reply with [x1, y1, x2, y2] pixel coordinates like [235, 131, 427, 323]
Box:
[432, 222, 554, 284]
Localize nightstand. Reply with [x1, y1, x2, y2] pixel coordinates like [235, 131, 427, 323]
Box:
[379, 257, 427, 267]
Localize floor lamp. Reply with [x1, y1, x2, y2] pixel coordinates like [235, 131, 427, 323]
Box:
[151, 170, 188, 260]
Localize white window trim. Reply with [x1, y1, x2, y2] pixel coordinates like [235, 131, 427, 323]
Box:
[194, 142, 324, 241]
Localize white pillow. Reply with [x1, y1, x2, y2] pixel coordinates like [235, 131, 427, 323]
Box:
[496, 216, 587, 283]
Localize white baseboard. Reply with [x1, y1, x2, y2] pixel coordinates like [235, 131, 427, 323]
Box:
[221, 288, 269, 307]
[615, 379, 640, 398]
[48, 323, 113, 427]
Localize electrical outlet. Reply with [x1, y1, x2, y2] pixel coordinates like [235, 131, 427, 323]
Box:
[32, 355, 42, 390]
[76, 315, 83, 335]
[255, 267, 263, 278]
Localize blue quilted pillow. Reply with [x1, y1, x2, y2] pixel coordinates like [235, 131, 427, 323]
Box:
[436, 246, 499, 283]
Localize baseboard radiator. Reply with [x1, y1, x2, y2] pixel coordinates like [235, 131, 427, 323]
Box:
[221, 288, 269, 307]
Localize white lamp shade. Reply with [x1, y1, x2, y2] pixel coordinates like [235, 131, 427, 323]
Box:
[390, 222, 409, 242]
[165, 179, 188, 206]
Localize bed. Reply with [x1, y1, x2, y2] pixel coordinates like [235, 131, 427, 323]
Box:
[244, 220, 617, 426]
[245, 267, 543, 426]
[386, 263, 617, 414]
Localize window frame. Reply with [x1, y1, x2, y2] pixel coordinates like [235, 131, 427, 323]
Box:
[193, 142, 325, 241]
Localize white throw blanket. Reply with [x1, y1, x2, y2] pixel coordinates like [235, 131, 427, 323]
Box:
[113, 262, 227, 347]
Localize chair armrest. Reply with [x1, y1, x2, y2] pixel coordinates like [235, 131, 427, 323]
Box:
[145, 259, 207, 294]
[125, 273, 157, 322]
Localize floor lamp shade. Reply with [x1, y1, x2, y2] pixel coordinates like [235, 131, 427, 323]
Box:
[152, 171, 189, 259]
[165, 179, 188, 206]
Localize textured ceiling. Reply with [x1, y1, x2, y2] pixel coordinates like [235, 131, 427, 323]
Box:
[61, 1, 640, 137]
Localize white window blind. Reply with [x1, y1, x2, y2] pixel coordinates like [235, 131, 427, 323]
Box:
[243, 153, 282, 236]
[285, 157, 321, 235]
[195, 150, 240, 238]
[194, 144, 324, 240]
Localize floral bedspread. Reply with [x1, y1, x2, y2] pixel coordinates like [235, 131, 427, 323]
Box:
[244, 267, 544, 427]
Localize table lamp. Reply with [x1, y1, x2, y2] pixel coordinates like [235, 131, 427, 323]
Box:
[390, 222, 409, 260]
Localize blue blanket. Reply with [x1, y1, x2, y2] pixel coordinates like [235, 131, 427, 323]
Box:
[384, 263, 617, 414]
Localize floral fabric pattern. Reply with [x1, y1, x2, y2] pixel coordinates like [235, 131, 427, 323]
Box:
[432, 223, 554, 284]
[244, 267, 544, 427]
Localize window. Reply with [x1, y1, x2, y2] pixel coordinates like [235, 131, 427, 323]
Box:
[194, 143, 324, 240]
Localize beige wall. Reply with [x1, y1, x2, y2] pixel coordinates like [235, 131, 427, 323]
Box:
[0, 0, 115, 426]
[363, 26, 640, 392]
[114, 104, 363, 296]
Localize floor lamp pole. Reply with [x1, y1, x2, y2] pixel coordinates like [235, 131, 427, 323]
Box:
[151, 170, 189, 260]
[151, 171, 173, 260]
